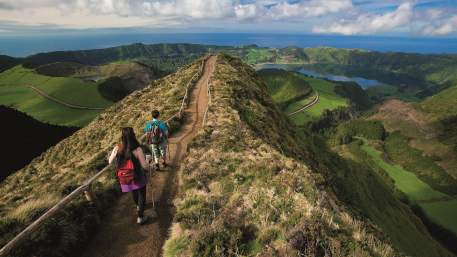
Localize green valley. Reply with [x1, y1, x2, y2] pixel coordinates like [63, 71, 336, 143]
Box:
[357, 138, 457, 235]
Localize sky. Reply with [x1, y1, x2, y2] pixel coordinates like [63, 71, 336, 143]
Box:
[0, 0, 456, 37]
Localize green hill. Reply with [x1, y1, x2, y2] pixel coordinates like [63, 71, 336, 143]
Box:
[286, 75, 348, 125]
[0, 55, 21, 72]
[0, 65, 113, 126]
[22, 43, 227, 74]
[256, 68, 349, 125]
[257, 68, 312, 110]
[334, 82, 373, 110]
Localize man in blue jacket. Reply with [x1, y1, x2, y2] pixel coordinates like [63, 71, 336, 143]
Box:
[145, 110, 169, 170]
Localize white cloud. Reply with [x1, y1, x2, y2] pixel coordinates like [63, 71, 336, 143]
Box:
[312, 2, 414, 35]
[268, 0, 353, 20]
[0, 0, 356, 29]
[420, 15, 457, 36]
[0, 0, 456, 36]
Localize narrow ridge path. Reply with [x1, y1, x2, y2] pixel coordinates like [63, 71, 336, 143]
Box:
[79, 55, 216, 257]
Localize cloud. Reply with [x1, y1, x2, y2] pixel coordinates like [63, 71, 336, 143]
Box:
[313, 2, 414, 35]
[419, 14, 457, 36]
[0, 0, 356, 29]
[266, 0, 353, 20]
[0, 0, 456, 36]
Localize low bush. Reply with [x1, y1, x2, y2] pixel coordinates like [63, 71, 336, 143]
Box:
[333, 120, 386, 145]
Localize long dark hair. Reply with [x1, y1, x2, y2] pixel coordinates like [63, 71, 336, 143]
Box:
[117, 127, 140, 162]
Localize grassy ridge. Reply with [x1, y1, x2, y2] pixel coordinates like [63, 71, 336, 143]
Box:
[0, 59, 203, 257]
[165, 55, 401, 256]
[0, 66, 113, 126]
[162, 55, 453, 257]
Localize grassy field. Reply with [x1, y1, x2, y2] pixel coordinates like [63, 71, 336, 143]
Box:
[360, 141, 447, 201]
[358, 139, 457, 235]
[0, 66, 113, 126]
[288, 75, 348, 125]
[421, 200, 457, 234]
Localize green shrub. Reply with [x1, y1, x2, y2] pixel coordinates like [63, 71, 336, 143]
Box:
[334, 120, 386, 144]
[163, 236, 189, 257]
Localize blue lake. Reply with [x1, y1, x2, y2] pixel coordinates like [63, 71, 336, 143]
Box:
[259, 63, 383, 89]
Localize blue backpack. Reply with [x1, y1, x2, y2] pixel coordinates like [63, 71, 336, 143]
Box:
[146, 121, 164, 144]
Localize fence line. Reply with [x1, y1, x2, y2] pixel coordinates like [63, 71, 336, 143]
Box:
[0, 56, 209, 257]
[203, 56, 216, 126]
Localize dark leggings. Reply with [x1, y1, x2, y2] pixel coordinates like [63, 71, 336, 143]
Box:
[131, 186, 146, 218]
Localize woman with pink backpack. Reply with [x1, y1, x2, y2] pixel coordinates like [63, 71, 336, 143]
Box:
[108, 127, 150, 224]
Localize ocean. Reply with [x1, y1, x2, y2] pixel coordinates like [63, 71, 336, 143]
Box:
[1, 33, 457, 57]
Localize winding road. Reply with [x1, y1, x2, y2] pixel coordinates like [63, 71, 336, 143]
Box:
[288, 91, 320, 116]
[28, 85, 106, 110]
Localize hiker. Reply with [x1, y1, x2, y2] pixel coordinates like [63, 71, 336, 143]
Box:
[108, 127, 150, 224]
[145, 110, 169, 170]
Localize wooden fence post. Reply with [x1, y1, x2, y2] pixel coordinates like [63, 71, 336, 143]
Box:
[84, 189, 95, 204]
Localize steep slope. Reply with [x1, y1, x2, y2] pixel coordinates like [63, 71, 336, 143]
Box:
[163, 55, 451, 256]
[0, 58, 205, 257]
[0, 106, 78, 182]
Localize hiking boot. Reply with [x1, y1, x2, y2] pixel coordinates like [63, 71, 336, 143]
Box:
[150, 209, 158, 219]
[137, 216, 148, 225]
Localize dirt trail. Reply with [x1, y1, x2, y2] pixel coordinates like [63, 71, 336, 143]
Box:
[79, 55, 216, 257]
